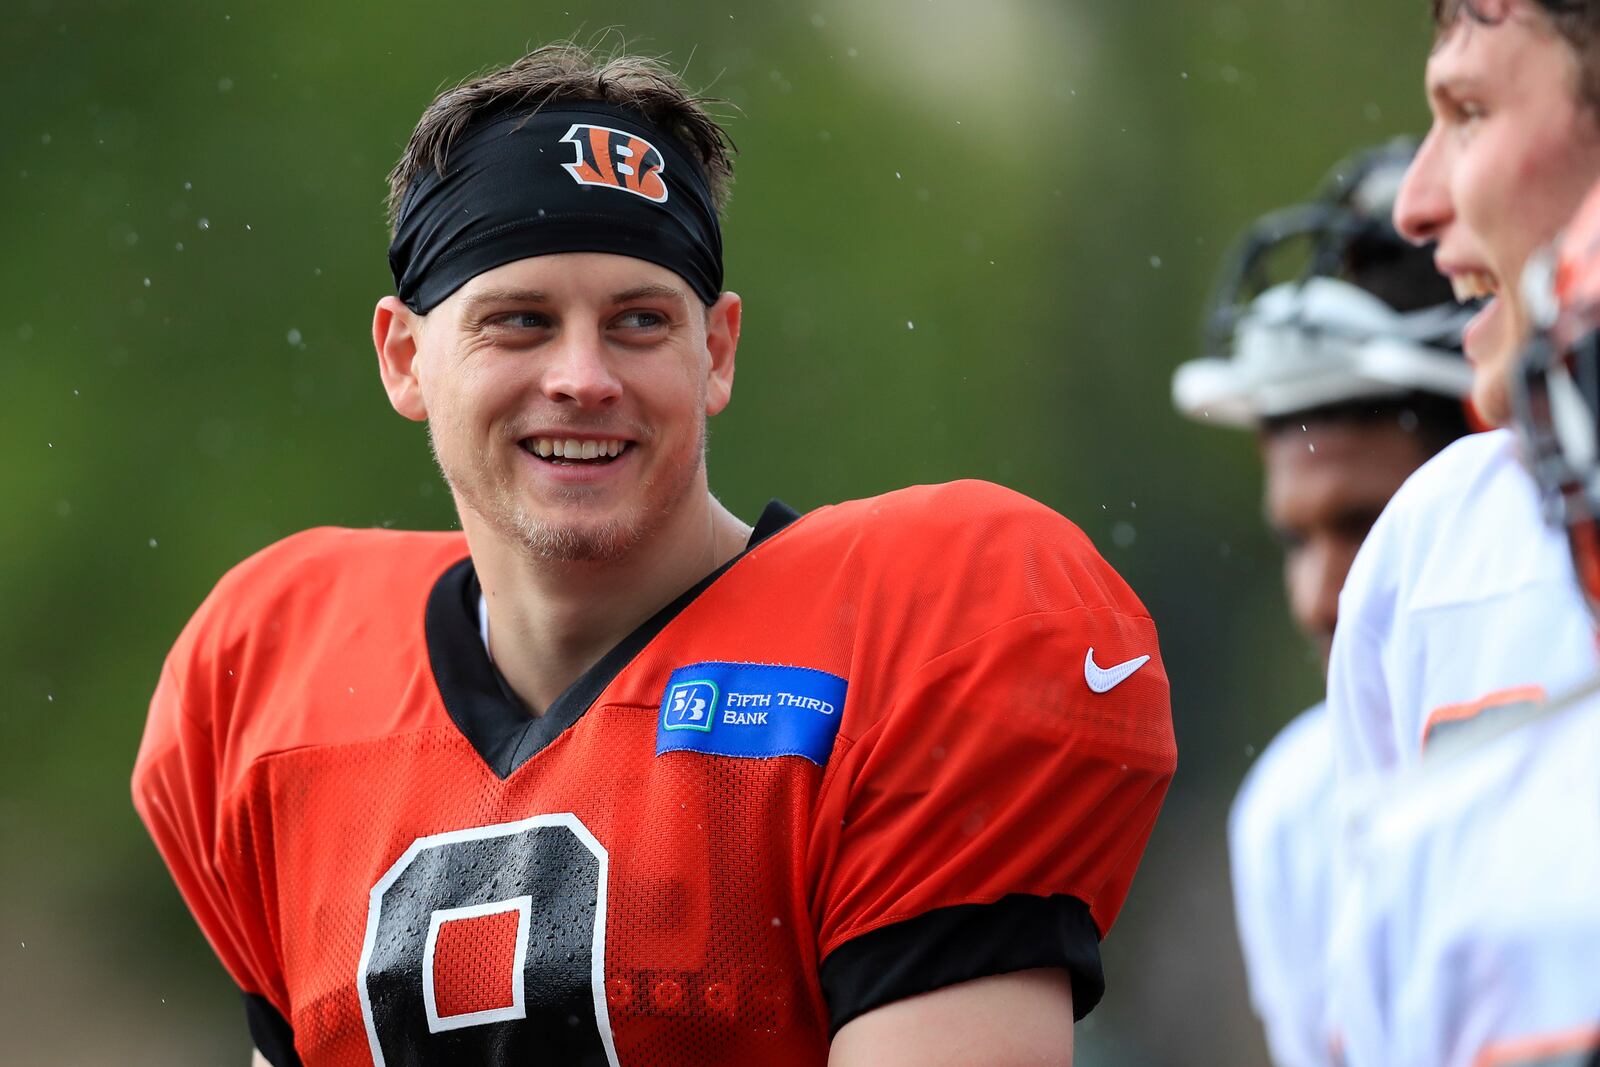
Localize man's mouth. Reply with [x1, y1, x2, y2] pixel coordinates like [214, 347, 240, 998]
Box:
[520, 437, 631, 465]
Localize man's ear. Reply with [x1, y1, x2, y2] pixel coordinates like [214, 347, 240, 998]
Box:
[373, 295, 428, 422]
[704, 291, 741, 417]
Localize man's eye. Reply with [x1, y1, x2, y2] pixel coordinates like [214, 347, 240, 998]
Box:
[489, 312, 550, 330]
[614, 309, 667, 330]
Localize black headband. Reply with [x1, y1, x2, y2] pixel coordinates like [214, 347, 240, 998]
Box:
[388, 102, 724, 312]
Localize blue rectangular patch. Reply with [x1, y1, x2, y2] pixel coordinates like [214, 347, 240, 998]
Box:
[656, 661, 847, 765]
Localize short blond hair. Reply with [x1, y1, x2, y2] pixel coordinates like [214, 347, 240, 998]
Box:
[386, 42, 736, 235]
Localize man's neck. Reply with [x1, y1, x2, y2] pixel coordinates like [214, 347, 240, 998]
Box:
[466, 490, 752, 714]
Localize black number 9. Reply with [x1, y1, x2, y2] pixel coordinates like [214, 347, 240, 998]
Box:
[356, 813, 617, 1066]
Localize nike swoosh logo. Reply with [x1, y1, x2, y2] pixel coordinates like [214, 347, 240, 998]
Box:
[1084, 648, 1151, 693]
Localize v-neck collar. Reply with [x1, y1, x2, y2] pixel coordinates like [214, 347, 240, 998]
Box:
[424, 500, 802, 779]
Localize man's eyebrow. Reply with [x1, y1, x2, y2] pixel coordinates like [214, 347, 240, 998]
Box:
[458, 288, 551, 317]
[610, 283, 689, 307]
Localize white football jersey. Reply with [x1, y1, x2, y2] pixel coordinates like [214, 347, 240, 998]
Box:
[1325, 428, 1600, 1064]
[1328, 686, 1600, 1067]
[1229, 703, 1339, 1067]
[1327, 429, 1594, 782]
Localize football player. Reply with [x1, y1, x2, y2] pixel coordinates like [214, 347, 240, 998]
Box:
[130, 42, 1176, 1067]
[1328, 0, 1600, 782]
[1323, 179, 1600, 1067]
[1323, 0, 1600, 1060]
[1173, 139, 1472, 1067]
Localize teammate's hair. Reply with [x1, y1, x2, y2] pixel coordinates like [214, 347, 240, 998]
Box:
[1432, 0, 1600, 110]
[1261, 392, 1471, 457]
[386, 41, 736, 236]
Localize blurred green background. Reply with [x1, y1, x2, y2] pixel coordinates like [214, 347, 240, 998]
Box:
[0, 0, 1435, 1061]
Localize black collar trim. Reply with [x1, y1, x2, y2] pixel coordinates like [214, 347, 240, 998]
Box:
[424, 500, 802, 779]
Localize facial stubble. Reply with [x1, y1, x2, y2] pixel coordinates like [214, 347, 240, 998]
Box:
[428, 413, 708, 565]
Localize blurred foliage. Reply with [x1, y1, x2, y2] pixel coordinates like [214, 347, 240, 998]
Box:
[0, 0, 1433, 1061]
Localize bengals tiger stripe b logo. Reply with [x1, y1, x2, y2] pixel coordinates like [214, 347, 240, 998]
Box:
[558, 124, 668, 203]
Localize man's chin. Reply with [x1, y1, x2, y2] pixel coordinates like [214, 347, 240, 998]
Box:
[510, 513, 645, 563]
[515, 518, 633, 559]
[1472, 363, 1515, 429]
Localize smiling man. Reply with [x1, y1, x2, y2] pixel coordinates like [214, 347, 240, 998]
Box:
[130, 44, 1175, 1067]
[1321, 2, 1600, 1062]
[1329, 0, 1600, 786]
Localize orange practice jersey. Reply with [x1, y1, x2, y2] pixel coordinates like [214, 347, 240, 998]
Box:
[132, 481, 1175, 1066]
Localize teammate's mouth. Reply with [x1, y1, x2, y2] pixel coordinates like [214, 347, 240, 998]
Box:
[1452, 269, 1498, 303]
[1449, 268, 1502, 363]
[520, 437, 631, 465]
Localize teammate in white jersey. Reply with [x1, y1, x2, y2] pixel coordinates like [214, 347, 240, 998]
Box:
[1329, 0, 1600, 781]
[1327, 181, 1600, 1066]
[1173, 141, 1472, 1067]
[1324, 1, 1600, 1060]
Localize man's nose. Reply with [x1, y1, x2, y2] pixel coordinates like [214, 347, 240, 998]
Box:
[1394, 127, 1452, 246]
[541, 329, 623, 408]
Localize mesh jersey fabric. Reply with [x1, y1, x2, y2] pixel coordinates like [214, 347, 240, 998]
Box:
[131, 480, 1176, 1066]
[1228, 703, 1339, 1067]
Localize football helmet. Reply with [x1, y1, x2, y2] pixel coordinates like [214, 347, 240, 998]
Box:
[1513, 176, 1600, 618]
[1174, 139, 1474, 426]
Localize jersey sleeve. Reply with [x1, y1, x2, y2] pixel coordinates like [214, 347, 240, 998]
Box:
[131, 615, 297, 1062]
[808, 603, 1174, 1034]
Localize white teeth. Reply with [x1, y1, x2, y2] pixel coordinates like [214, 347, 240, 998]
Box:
[528, 437, 627, 460]
[1452, 270, 1498, 303]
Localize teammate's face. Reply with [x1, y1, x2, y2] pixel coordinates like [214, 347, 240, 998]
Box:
[1261, 419, 1433, 668]
[380, 253, 739, 562]
[1394, 2, 1600, 426]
